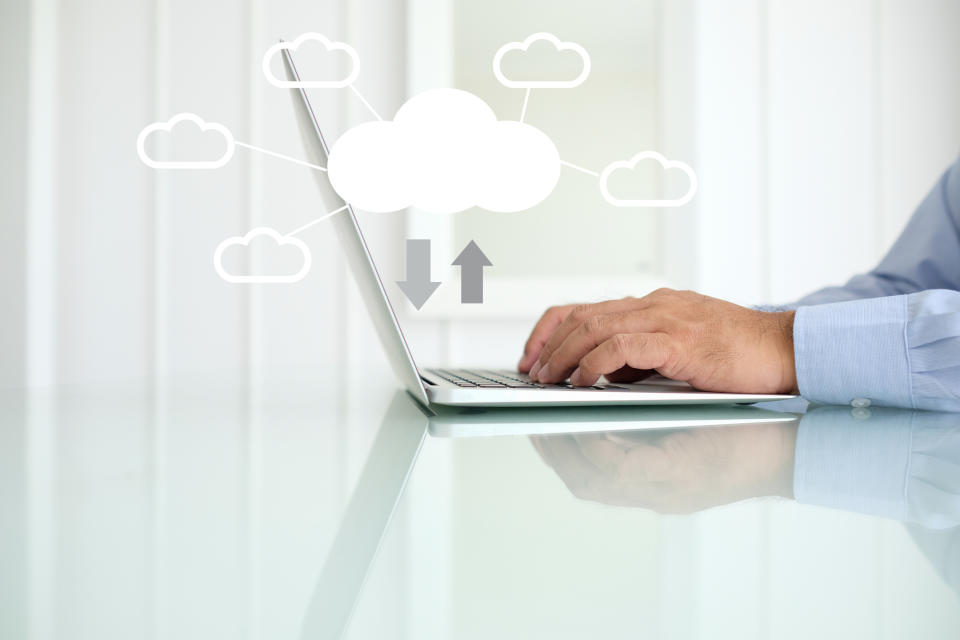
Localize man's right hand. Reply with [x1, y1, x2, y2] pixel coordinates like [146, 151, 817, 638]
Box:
[516, 290, 798, 394]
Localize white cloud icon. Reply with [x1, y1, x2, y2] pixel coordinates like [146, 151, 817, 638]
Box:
[493, 32, 591, 89]
[136, 113, 235, 169]
[326, 89, 561, 214]
[599, 151, 698, 207]
[213, 227, 312, 283]
[262, 33, 359, 89]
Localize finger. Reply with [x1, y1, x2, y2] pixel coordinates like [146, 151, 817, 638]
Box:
[519, 305, 576, 372]
[603, 366, 655, 383]
[570, 333, 675, 387]
[536, 310, 662, 384]
[535, 298, 647, 377]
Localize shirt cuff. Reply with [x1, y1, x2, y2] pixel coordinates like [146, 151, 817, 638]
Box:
[794, 295, 913, 408]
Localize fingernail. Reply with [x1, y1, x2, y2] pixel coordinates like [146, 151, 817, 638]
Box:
[529, 360, 542, 379]
[538, 362, 553, 382]
[569, 367, 582, 385]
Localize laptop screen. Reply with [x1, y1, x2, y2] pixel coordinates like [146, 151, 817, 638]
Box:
[281, 46, 429, 405]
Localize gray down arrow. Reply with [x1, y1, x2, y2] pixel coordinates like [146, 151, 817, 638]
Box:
[396, 239, 441, 310]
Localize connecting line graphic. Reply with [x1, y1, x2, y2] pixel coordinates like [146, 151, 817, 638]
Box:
[348, 84, 383, 121]
[519, 88, 531, 123]
[285, 204, 349, 237]
[559, 159, 600, 178]
[234, 141, 327, 172]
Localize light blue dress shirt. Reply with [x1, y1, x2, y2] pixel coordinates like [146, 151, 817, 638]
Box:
[785, 154, 960, 410]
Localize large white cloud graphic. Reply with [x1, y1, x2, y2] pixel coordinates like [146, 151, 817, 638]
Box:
[262, 33, 360, 89]
[493, 32, 591, 89]
[327, 89, 561, 213]
[136, 113, 235, 169]
[599, 151, 698, 207]
[213, 227, 312, 283]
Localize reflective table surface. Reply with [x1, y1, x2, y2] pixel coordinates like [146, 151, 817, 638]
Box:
[1, 372, 958, 639]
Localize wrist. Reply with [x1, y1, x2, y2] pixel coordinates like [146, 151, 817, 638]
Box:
[775, 310, 798, 394]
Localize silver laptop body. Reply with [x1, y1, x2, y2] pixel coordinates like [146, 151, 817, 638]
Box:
[281, 46, 794, 408]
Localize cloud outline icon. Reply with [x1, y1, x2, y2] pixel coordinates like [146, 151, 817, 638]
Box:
[262, 33, 360, 89]
[599, 151, 698, 208]
[213, 227, 312, 284]
[493, 32, 591, 89]
[136, 113, 235, 169]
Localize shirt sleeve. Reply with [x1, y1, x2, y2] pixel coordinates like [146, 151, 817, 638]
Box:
[788, 153, 960, 307]
[794, 289, 960, 411]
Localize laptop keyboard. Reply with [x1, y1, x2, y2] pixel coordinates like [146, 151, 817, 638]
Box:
[425, 368, 605, 390]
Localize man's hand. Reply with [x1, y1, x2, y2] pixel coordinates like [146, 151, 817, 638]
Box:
[518, 289, 798, 395]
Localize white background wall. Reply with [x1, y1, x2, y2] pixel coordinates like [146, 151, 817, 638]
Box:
[2, 0, 960, 639]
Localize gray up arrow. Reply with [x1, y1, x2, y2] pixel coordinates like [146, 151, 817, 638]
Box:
[451, 240, 492, 304]
[396, 239, 441, 310]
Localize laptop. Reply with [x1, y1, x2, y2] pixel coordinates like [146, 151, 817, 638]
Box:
[281, 46, 795, 408]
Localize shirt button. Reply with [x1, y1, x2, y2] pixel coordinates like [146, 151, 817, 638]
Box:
[851, 397, 872, 408]
[851, 407, 872, 420]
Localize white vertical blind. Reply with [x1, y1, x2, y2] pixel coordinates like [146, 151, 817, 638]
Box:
[693, 0, 766, 304]
[766, 0, 879, 302]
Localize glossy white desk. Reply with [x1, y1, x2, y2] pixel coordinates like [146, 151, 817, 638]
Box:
[1, 376, 956, 639]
